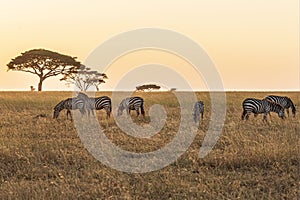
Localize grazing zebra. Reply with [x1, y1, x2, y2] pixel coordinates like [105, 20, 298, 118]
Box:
[87, 96, 112, 118]
[53, 97, 85, 119]
[264, 95, 296, 117]
[76, 92, 112, 118]
[241, 98, 285, 121]
[193, 101, 204, 124]
[117, 96, 145, 117]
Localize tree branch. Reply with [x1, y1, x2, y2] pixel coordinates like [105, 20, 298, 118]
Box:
[17, 69, 40, 75]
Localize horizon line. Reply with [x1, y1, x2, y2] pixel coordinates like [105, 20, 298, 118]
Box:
[0, 89, 299, 92]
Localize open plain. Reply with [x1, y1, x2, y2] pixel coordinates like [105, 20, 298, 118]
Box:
[0, 91, 299, 199]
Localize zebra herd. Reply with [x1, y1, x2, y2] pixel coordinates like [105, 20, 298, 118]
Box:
[242, 95, 296, 122]
[53, 93, 296, 124]
[53, 93, 144, 120]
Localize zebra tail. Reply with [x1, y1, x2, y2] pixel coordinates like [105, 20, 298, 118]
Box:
[107, 105, 112, 118]
[141, 102, 145, 116]
[109, 103, 112, 113]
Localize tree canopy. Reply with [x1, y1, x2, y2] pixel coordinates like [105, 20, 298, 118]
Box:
[7, 49, 81, 91]
[136, 84, 161, 91]
[60, 65, 108, 91]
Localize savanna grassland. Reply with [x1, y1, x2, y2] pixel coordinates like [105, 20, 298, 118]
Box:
[0, 91, 299, 199]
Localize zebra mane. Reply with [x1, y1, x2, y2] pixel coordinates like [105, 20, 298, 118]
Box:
[77, 92, 89, 99]
[54, 99, 67, 111]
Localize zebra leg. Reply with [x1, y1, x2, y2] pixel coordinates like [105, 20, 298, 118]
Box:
[241, 110, 247, 120]
[105, 108, 111, 119]
[66, 109, 71, 119]
[263, 113, 268, 122]
[243, 111, 250, 121]
[192, 114, 196, 123]
[78, 108, 86, 119]
[194, 114, 199, 124]
[135, 108, 140, 116]
[90, 109, 95, 117]
[245, 114, 250, 121]
[87, 109, 95, 119]
[201, 112, 204, 119]
[68, 110, 73, 120]
[126, 108, 130, 115]
[286, 108, 289, 117]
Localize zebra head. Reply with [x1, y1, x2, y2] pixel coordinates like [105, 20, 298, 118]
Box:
[53, 99, 66, 119]
[290, 101, 296, 117]
[277, 106, 285, 119]
[53, 105, 62, 119]
[53, 109, 60, 119]
[117, 98, 130, 116]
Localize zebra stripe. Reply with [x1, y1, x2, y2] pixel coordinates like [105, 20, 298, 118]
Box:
[241, 98, 285, 121]
[264, 95, 296, 117]
[87, 96, 112, 118]
[117, 96, 145, 116]
[193, 101, 204, 123]
[53, 97, 85, 119]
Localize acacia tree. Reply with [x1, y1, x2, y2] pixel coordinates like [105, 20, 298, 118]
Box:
[136, 84, 161, 91]
[60, 65, 108, 91]
[7, 49, 81, 91]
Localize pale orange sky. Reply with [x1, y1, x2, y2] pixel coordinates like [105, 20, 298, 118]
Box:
[0, 0, 299, 91]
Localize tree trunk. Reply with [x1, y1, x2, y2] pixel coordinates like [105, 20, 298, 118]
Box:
[38, 78, 43, 91]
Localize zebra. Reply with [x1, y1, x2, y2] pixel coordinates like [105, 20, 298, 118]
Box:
[76, 92, 112, 118]
[86, 96, 112, 118]
[53, 97, 86, 119]
[264, 95, 296, 117]
[117, 96, 145, 117]
[193, 101, 204, 124]
[241, 98, 285, 121]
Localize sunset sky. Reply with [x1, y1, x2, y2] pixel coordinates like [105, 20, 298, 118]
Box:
[0, 0, 299, 91]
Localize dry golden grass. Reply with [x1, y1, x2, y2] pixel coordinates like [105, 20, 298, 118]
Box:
[0, 91, 299, 199]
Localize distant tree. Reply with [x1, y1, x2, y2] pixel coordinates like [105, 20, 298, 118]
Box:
[136, 84, 161, 92]
[60, 65, 108, 91]
[170, 88, 177, 92]
[7, 49, 81, 91]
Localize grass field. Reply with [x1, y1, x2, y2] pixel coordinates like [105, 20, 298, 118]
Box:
[0, 91, 299, 199]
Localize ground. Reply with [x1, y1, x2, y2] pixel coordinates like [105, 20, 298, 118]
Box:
[0, 91, 299, 199]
